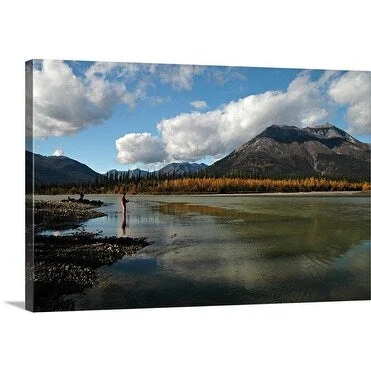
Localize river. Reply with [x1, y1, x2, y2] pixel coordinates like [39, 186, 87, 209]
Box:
[37, 193, 370, 309]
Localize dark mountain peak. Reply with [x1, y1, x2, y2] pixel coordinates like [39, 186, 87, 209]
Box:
[254, 123, 360, 146]
[129, 168, 149, 175]
[27, 151, 102, 187]
[256, 124, 315, 143]
[158, 162, 208, 176]
[209, 124, 370, 180]
[304, 123, 358, 143]
[50, 155, 68, 159]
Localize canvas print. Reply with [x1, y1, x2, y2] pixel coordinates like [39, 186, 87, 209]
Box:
[25, 60, 370, 312]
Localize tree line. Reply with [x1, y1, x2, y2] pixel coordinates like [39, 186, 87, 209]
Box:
[33, 172, 371, 195]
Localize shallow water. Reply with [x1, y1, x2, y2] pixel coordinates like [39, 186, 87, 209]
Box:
[37, 194, 370, 309]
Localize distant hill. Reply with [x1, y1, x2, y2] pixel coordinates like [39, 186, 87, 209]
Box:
[208, 124, 370, 180]
[26, 151, 102, 187]
[106, 162, 208, 178]
[105, 168, 149, 179]
[158, 162, 208, 176]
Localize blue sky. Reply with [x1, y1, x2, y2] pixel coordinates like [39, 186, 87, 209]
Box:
[28, 60, 370, 173]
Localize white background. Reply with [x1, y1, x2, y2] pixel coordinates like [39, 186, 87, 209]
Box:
[0, 1, 370, 370]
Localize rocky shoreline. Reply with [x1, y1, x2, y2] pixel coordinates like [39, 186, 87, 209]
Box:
[28, 199, 106, 232]
[26, 200, 150, 311]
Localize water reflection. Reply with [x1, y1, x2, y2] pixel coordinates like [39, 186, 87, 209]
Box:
[36, 194, 370, 309]
[121, 213, 127, 235]
[150, 200, 369, 303]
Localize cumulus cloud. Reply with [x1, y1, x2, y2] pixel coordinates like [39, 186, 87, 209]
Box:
[158, 110, 226, 161]
[115, 133, 168, 164]
[328, 71, 370, 135]
[115, 71, 336, 163]
[53, 148, 64, 156]
[31, 61, 209, 139]
[190, 100, 208, 110]
[159, 65, 204, 91]
[32, 60, 136, 138]
[157, 72, 330, 161]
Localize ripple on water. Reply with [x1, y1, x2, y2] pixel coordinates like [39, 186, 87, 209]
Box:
[36, 194, 370, 308]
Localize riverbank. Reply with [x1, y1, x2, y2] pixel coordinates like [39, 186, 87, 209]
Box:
[27, 199, 106, 232]
[29, 232, 149, 311]
[26, 200, 150, 311]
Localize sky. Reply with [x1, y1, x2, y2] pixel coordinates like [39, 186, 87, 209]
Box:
[27, 60, 370, 173]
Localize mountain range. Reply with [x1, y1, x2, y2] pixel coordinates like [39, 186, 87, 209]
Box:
[27, 123, 370, 187]
[106, 162, 208, 179]
[27, 152, 208, 187]
[157, 162, 208, 176]
[105, 162, 207, 179]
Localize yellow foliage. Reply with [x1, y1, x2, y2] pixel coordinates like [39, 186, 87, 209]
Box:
[125, 177, 368, 194]
[35, 177, 370, 195]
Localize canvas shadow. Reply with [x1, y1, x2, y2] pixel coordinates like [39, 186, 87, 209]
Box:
[5, 301, 25, 310]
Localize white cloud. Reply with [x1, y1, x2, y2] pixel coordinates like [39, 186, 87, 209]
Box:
[328, 71, 370, 135]
[115, 133, 168, 164]
[156, 72, 329, 161]
[85, 61, 154, 84]
[211, 67, 247, 86]
[114, 71, 334, 163]
[32, 60, 136, 138]
[190, 100, 208, 109]
[159, 65, 204, 91]
[53, 148, 64, 156]
[158, 110, 226, 161]
[84, 61, 125, 79]
[30, 61, 216, 139]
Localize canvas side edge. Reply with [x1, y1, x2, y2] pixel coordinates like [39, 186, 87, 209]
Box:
[25, 60, 35, 312]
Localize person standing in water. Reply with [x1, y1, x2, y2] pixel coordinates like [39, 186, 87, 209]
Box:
[121, 193, 129, 213]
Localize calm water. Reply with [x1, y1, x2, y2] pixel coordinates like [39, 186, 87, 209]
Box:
[38, 194, 370, 309]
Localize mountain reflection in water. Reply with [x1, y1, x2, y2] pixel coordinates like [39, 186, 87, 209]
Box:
[37, 194, 370, 310]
